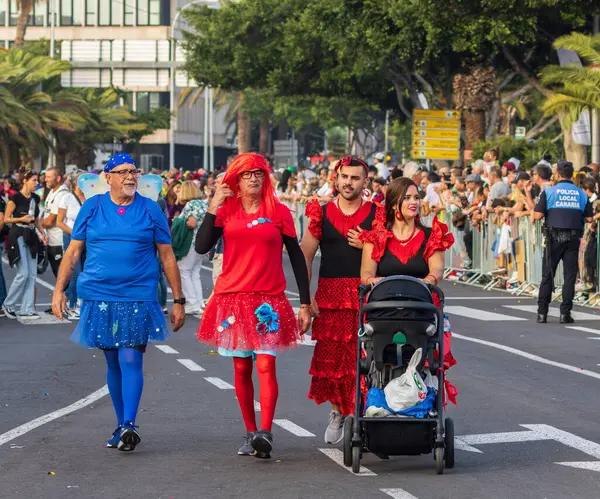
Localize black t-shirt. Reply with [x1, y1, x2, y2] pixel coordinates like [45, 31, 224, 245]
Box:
[10, 192, 40, 225]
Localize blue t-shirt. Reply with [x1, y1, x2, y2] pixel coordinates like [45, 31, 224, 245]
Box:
[72, 192, 171, 302]
[534, 180, 592, 230]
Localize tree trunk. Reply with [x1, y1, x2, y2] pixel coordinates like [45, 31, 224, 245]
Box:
[463, 109, 486, 151]
[237, 92, 252, 154]
[14, 3, 33, 47]
[562, 123, 588, 170]
[259, 117, 270, 155]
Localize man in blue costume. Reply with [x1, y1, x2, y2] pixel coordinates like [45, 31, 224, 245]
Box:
[52, 153, 186, 451]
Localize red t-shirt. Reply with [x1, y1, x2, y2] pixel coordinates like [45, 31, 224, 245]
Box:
[214, 201, 296, 295]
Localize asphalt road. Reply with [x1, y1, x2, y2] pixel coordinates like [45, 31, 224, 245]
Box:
[2, 258, 600, 499]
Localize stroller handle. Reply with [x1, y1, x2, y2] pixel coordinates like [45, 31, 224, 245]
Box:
[360, 300, 443, 320]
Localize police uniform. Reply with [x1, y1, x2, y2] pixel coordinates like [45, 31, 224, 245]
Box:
[534, 180, 593, 320]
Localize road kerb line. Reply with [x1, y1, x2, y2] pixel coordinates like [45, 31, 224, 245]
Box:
[177, 359, 205, 371]
[204, 377, 234, 389]
[273, 419, 315, 437]
[318, 448, 376, 476]
[154, 345, 179, 354]
[453, 333, 600, 380]
[0, 386, 109, 447]
[380, 489, 420, 499]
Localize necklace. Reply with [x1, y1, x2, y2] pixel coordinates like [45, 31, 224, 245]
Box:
[394, 225, 417, 244]
[335, 198, 363, 217]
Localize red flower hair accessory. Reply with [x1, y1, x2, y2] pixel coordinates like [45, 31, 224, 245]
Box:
[334, 156, 368, 173]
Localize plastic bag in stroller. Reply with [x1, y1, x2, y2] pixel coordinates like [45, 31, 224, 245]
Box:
[342, 275, 455, 475]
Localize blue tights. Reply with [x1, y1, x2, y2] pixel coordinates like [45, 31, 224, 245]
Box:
[103, 348, 144, 426]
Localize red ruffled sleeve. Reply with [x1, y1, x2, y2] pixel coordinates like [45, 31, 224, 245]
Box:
[422, 217, 454, 261]
[305, 199, 323, 240]
[360, 225, 391, 263]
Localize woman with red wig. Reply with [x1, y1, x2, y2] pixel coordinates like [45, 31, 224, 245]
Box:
[195, 153, 312, 459]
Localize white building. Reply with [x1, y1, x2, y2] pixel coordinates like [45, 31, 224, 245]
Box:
[0, 0, 234, 171]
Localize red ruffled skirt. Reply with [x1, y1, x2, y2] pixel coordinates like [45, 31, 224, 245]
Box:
[197, 292, 301, 352]
[308, 277, 360, 416]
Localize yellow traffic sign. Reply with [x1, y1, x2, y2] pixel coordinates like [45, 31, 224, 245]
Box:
[413, 119, 460, 129]
[412, 148, 460, 160]
[413, 138, 459, 149]
[413, 109, 460, 120]
[413, 129, 460, 139]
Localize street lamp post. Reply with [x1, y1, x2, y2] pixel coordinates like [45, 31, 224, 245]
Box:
[169, 0, 218, 171]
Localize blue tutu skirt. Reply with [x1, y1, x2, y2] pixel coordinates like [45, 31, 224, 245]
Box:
[70, 300, 169, 349]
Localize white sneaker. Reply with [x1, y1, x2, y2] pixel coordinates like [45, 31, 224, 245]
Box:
[184, 304, 201, 315]
[21, 313, 40, 319]
[67, 309, 80, 320]
[324, 410, 344, 444]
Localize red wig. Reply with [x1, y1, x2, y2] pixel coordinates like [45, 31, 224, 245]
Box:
[222, 153, 278, 216]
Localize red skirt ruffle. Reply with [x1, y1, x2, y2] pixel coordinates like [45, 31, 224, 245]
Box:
[197, 292, 300, 351]
[315, 277, 361, 310]
[308, 307, 358, 416]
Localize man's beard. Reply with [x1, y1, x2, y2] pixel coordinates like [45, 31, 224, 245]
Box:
[122, 185, 137, 197]
[339, 186, 361, 201]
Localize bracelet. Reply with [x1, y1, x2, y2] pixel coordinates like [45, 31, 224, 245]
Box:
[425, 274, 439, 286]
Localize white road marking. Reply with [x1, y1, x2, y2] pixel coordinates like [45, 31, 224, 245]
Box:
[458, 429, 548, 445]
[445, 296, 532, 300]
[444, 306, 526, 321]
[522, 424, 600, 459]
[154, 345, 179, 354]
[381, 489, 420, 499]
[254, 400, 261, 412]
[0, 385, 109, 447]
[318, 448, 376, 476]
[285, 290, 300, 297]
[17, 313, 70, 325]
[555, 461, 600, 472]
[453, 333, 600, 380]
[35, 278, 56, 292]
[273, 419, 315, 437]
[204, 377, 234, 389]
[454, 438, 483, 453]
[567, 326, 600, 336]
[177, 359, 205, 372]
[505, 305, 600, 321]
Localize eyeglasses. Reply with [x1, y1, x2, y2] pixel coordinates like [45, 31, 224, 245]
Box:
[109, 169, 140, 179]
[240, 170, 265, 180]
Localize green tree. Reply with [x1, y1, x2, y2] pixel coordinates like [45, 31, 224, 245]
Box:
[0, 48, 85, 172]
[539, 32, 600, 167]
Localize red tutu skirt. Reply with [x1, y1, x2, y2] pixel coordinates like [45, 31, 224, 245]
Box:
[197, 292, 301, 352]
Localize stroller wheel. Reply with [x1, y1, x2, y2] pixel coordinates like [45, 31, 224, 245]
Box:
[445, 417, 455, 469]
[435, 447, 444, 475]
[343, 415, 354, 467]
[352, 445, 361, 474]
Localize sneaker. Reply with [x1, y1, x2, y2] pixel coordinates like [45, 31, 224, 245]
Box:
[184, 304, 201, 315]
[106, 425, 122, 448]
[118, 422, 141, 452]
[324, 410, 344, 445]
[2, 306, 16, 319]
[67, 309, 80, 320]
[251, 430, 273, 459]
[237, 432, 256, 456]
[162, 307, 169, 315]
[20, 313, 40, 319]
[44, 307, 53, 315]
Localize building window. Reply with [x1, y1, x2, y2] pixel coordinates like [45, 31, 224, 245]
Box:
[140, 154, 164, 173]
[122, 92, 134, 110]
[9, 0, 17, 26]
[124, 0, 133, 25]
[137, 0, 147, 25]
[109, 0, 120, 24]
[98, 0, 109, 25]
[148, 0, 159, 25]
[136, 91, 168, 114]
[0, 0, 5, 26]
[85, 0, 95, 25]
[60, 0, 72, 25]
[33, 0, 43, 25]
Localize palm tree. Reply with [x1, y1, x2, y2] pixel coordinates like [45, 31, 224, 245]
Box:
[55, 88, 146, 168]
[14, 0, 34, 47]
[0, 48, 83, 171]
[453, 66, 499, 151]
[539, 33, 600, 167]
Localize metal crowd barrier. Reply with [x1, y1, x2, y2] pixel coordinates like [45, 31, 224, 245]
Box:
[283, 199, 600, 309]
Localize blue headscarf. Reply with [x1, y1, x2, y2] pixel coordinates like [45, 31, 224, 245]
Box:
[104, 153, 136, 173]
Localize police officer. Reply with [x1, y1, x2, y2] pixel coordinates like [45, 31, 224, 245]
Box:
[534, 161, 593, 324]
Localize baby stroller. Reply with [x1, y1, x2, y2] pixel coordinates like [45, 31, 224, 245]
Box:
[342, 275, 455, 474]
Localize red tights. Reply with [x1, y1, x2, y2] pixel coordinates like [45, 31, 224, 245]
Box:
[233, 355, 278, 433]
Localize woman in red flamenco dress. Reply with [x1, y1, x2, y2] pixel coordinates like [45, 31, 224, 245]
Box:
[195, 153, 312, 459]
[360, 177, 458, 405]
